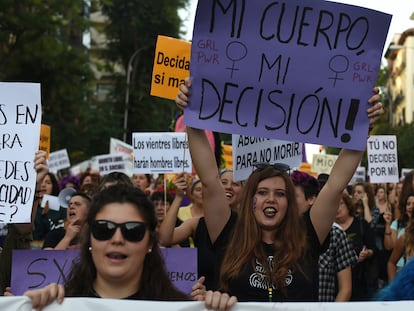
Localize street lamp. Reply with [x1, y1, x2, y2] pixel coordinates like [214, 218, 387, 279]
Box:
[123, 46, 148, 142]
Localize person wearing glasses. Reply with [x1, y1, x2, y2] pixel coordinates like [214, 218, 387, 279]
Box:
[175, 77, 384, 301]
[19, 184, 237, 311]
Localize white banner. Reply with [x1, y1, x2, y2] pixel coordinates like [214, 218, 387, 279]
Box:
[0, 82, 41, 223]
[367, 135, 398, 183]
[132, 132, 191, 174]
[232, 135, 302, 182]
[0, 297, 413, 311]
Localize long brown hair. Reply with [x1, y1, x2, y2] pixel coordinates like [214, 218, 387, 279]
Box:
[219, 167, 307, 292]
[65, 184, 188, 300]
[405, 202, 414, 260]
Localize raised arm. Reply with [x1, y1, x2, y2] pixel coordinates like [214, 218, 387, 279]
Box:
[387, 234, 405, 281]
[311, 88, 384, 243]
[176, 79, 231, 243]
[159, 172, 197, 246]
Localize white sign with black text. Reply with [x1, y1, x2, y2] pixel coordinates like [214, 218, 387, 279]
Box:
[367, 135, 398, 183]
[232, 135, 302, 182]
[132, 132, 191, 174]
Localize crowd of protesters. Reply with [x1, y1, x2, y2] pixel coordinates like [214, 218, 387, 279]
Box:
[1, 81, 414, 309]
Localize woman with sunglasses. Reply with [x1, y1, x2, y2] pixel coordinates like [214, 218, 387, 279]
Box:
[21, 184, 237, 311]
[175, 77, 384, 301]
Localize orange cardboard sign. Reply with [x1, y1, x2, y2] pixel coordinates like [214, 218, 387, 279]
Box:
[39, 124, 51, 158]
[151, 35, 191, 100]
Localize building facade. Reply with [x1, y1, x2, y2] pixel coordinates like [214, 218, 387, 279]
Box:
[384, 29, 414, 126]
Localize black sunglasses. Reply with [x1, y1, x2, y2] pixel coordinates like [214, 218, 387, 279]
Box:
[252, 162, 290, 173]
[90, 220, 147, 242]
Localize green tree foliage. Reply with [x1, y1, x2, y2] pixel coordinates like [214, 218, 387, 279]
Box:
[0, 0, 96, 162]
[0, 0, 190, 164]
[99, 0, 189, 143]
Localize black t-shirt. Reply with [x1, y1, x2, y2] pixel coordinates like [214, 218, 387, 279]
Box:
[345, 216, 376, 301]
[42, 228, 65, 248]
[194, 210, 238, 291]
[42, 228, 79, 249]
[228, 210, 323, 302]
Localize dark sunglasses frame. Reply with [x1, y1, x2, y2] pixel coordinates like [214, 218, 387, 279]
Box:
[90, 220, 147, 242]
[252, 162, 290, 173]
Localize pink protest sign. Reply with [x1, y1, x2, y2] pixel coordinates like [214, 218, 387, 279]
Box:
[185, 0, 391, 150]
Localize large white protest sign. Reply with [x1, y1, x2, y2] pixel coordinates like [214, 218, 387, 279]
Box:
[367, 135, 398, 183]
[232, 135, 302, 181]
[132, 132, 191, 174]
[0, 83, 41, 223]
[311, 154, 339, 174]
[48, 149, 71, 174]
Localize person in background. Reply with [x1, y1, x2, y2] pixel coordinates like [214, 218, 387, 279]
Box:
[176, 78, 383, 300]
[159, 172, 201, 249]
[387, 206, 414, 281]
[219, 169, 243, 211]
[0, 150, 49, 294]
[384, 181, 403, 222]
[375, 257, 414, 301]
[150, 191, 173, 230]
[80, 169, 100, 198]
[335, 192, 376, 300]
[352, 182, 376, 224]
[58, 173, 80, 191]
[19, 184, 237, 311]
[375, 184, 391, 215]
[369, 183, 393, 289]
[316, 173, 329, 190]
[396, 171, 414, 217]
[150, 190, 190, 248]
[290, 170, 357, 302]
[0, 224, 7, 249]
[178, 177, 204, 222]
[42, 192, 91, 249]
[98, 172, 133, 191]
[32, 172, 65, 248]
[384, 192, 414, 273]
[132, 173, 153, 196]
[393, 180, 404, 220]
